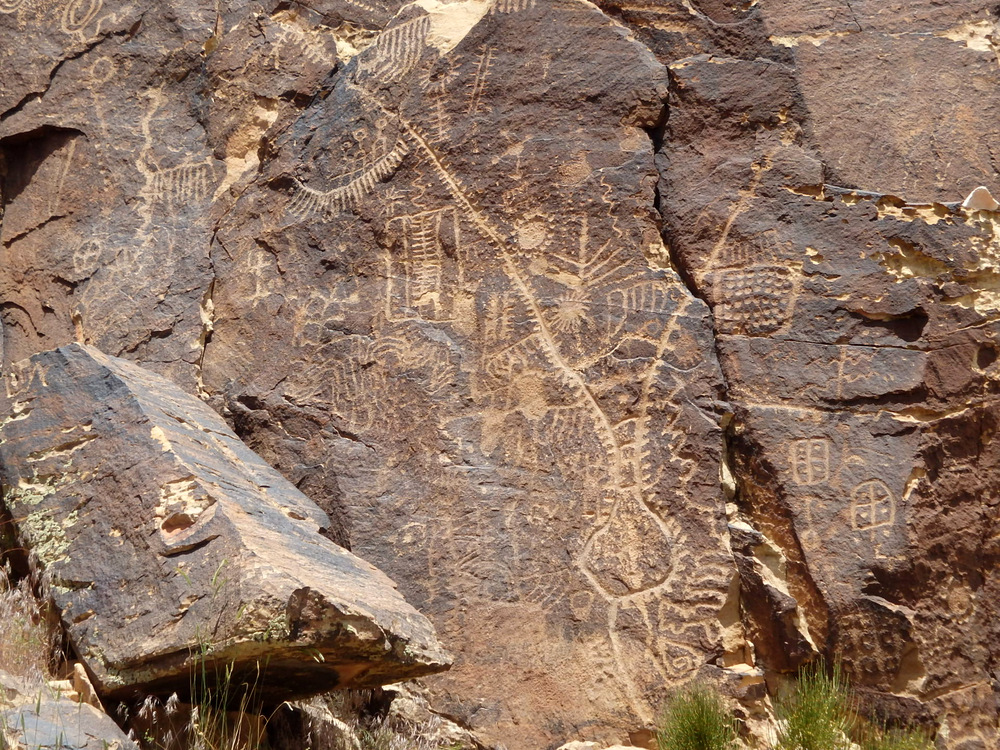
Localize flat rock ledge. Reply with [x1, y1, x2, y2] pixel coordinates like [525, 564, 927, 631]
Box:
[0, 344, 451, 702]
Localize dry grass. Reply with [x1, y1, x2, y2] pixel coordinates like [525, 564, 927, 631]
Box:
[351, 715, 465, 750]
[0, 565, 51, 683]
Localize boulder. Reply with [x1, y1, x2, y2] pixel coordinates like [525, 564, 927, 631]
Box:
[0, 344, 450, 702]
[0, 670, 136, 750]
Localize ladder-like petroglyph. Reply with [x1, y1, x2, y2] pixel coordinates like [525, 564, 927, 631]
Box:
[385, 207, 464, 321]
[790, 437, 831, 486]
[467, 47, 495, 115]
[145, 161, 215, 208]
[491, 0, 536, 13]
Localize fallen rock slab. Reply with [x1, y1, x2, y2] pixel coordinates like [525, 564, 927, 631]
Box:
[1, 700, 136, 750]
[0, 344, 450, 702]
[0, 670, 136, 750]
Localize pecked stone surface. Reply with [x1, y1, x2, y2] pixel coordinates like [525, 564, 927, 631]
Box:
[0, 0, 746, 743]
[0, 0, 344, 392]
[205, 2, 740, 746]
[0, 344, 450, 701]
[3, 0, 1000, 746]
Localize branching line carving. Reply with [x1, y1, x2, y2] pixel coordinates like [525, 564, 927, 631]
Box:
[400, 119, 627, 492]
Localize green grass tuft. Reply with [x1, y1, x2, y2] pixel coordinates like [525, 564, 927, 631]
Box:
[775, 660, 856, 750]
[857, 721, 935, 750]
[656, 683, 738, 750]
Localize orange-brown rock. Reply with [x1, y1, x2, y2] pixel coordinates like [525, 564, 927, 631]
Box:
[651, 6, 1000, 745]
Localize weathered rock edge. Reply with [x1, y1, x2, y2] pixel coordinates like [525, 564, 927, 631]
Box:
[0, 344, 451, 702]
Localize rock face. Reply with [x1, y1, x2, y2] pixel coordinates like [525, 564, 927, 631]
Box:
[208, 3, 740, 746]
[646, 5, 1000, 746]
[2, 0, 1000, 746]
[0, 344, 450, 701]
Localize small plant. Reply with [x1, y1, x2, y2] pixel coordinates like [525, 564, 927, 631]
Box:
[0, 563, 52, 682]
[656, 682, 738, 750]
[187, 639, 267, 750]
[775, 660, 855, 750]
[856, 721, 934, 750]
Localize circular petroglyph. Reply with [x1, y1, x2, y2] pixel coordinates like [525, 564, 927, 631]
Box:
[850, 478, 895, 531]
[0, 0, 28, 14]
[61, 0, 102, 34]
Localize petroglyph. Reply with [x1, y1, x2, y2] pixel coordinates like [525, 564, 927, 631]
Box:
[274, 20, 336, 67]
[144, 160, 215, 208]
[377, 333, 457, 394]
[491, 0, 536, 13]
[287, 139, 411, 218]
[583, 495, 675, 596]
[467, 47, 495, 115]
[851, 479, 895, 533]
[421, 66, 461, 140]
[384, 207, 464, 322]
[328, 350, 385, 434]
[711, 265, 796, 335]
[0, 0, 27, 13]
[206, 7, 737, 741]
[339, 0, 392, 14]
[790, 438, 831, 485]
[135, 89, 218, 228]
[356, 14, 431, 84]
[71, 240, 104, 280]
[371, 116, 726, 722]
[692, 155, 802, 336]
[703, 233, 800, 336]
[61, 0, 102, 34]
[5, 359, 50, 398]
